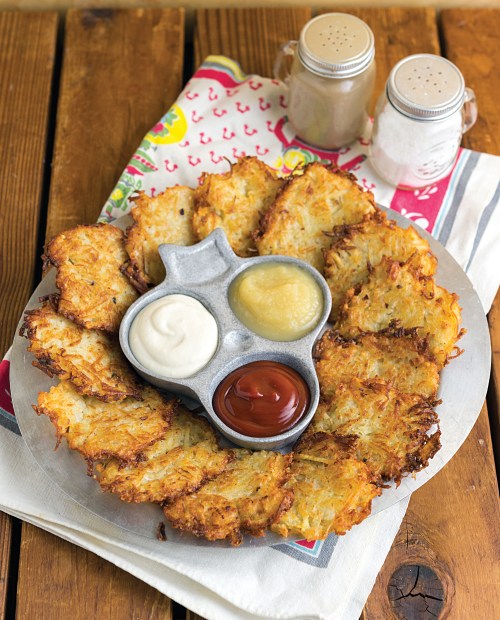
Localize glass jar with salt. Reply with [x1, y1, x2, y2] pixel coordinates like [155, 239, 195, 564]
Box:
[274, 13, 375, 149]
[369, 54, 477, 189]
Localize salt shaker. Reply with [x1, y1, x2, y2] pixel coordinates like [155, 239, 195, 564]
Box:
[369, 54, 477, 189]
[274, 13, 375, 149]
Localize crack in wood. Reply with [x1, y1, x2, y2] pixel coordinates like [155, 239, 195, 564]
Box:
[389, 564, 445, 619]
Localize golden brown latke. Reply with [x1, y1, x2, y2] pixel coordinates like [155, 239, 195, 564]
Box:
[20, 301, 142, 402]
[96, 406, 234, 503]
[192, 156, 283, 257]
[163, 450, 293, 546]
[306, 378, 441, 482]
[338, 257, 463, 367]
[34, 382, 174, 464]
[123, 187, 196, 293]
[272, 433, 380, 541]
[43, 223, 138, 333]
[324, 210, 437, 319]
[254, 162, 376, 271]
[314, 328, 439, 399]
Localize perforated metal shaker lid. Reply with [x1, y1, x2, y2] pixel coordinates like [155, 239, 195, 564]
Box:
[298, 13, 375, 78]
[387, 54, 466, 120]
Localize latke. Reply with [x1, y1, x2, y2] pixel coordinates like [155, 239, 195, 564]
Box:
[43, 223, 138, 332]
[324, 210, 437, 319]
[21, 301, 142, 401]
[272, 433, 380, 541]
[163, 450, 293, 545]
[193, 156, 283, 257]
[96, 406, 234, 503]
[123, 187, 196, 292]
[35, 382, 174, 464]
[314, 328, 439, 399]
[254, 163, 376, 271]
[307, 378, 441, 482]
[338, 257, 463, 367]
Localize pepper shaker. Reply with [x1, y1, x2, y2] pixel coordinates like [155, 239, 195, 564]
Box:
[274, 13, 376, 149]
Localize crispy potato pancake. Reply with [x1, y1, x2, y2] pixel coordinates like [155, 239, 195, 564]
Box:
[324, 210, 437, 319]
[163, 450, 293, 545]
[124, 187, 196, 292]
[338, 257, 463, 367]
[272, 434, 380, 541]
[34, 382, 174, 463]
[96, 406, 234, 503]
[43, 223, 138, 332]
[21, 302, 142, 402]
[307, 378, 441, 482]
[314, 329, 439, 399]
[192, 156, 283, 257]
[254, 163, 376, 271]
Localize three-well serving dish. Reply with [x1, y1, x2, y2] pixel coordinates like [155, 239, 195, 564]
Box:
[119, 228, 332, 450]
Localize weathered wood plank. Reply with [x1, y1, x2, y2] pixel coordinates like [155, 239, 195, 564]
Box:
[18, 527, 173, 619]
[195, 7, 312, 77]
[0, 10, 58, 356]
[363, 7, 500, 619]
[16, 8, 185, 619]
[0, 514, 12, 620]
[441, 9, 500, 157]
[0, 11, 58, 620]
[442, 0, 500, 495]
[45, 7, 185, 242]
[441, 8, 500, 468]
[488, 288, 500, 469]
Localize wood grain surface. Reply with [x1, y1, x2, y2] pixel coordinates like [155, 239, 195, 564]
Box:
[18, 527, 173, 619]
[440, 8, 500, 469]
[45, 7, 185, 242]
[488, 289, 500, 470]
[14, 8, 185, 619]
[0, 10, 58, 356]
[0, 11, 58, 619]
[441, 9, 500, 158]
[195, 7, 312, 76]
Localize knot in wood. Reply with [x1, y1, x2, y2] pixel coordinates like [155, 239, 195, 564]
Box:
[388, 564, 445, 619]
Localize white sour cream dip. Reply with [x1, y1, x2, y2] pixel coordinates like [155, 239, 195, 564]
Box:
[129, 294, 218, 378]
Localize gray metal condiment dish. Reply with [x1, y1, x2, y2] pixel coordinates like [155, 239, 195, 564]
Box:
[119, 228, 332, 450]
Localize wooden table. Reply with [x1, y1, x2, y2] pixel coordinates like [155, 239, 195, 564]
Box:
[1, 6, 499, 619]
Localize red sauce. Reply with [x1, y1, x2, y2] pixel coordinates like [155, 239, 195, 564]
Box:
[213, 360, 310, 438]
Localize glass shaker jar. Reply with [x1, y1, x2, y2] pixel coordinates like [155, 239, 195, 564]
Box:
[274, 13, 375, 149]
[369, 54, 477, 189]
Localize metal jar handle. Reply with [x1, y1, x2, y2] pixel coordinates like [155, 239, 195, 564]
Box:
[273, 40, 298, 84]
[463, 87, 478, 134]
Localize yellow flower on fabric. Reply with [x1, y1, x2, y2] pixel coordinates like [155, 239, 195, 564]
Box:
[284, 150, 308, 170]
[111, 188, 123, 201]
[148, 104, 188, 145]
[273, 155, 284, 170]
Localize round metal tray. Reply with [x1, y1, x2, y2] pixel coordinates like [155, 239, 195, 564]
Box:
[9, 208, 491, 547]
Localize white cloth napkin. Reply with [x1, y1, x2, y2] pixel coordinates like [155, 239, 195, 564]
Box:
[1, 55, 499, 620]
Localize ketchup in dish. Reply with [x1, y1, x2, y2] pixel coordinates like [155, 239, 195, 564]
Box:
[213, 361, 310, 437]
